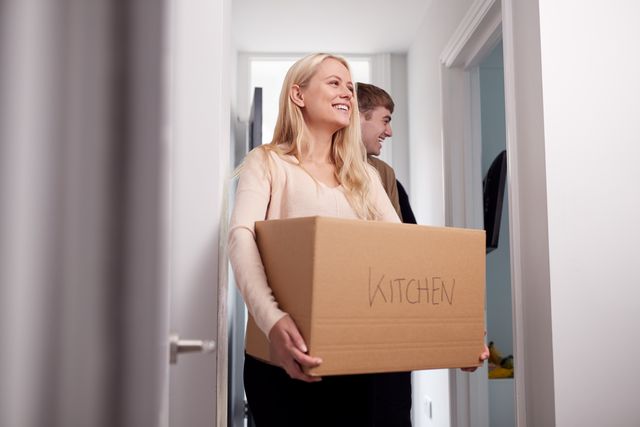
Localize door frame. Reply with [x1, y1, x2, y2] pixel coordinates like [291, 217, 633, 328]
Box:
[500, 0, 555, 424]
[439, 0, 502, 426]
[441, 0, 556, 426]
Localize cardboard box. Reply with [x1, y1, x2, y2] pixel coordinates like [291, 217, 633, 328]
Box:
[245, 216, 485, 376]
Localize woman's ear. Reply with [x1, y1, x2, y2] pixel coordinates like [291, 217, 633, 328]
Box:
[290, 84, 305, 107]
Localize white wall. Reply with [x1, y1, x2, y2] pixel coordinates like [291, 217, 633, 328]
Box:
[537, 1, 640, 425]
[407, 0, 474, 227]
[406, 1, 475, 426]
[390, 54, 411, 190]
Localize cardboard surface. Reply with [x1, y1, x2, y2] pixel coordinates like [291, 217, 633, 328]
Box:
[246, 216, 486, 376]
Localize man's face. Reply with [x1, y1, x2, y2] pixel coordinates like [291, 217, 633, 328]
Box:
[360, 106, 392, 156]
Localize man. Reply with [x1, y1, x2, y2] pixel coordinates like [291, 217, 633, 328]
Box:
[357, 82, 416, 224]
[357, 82, 415, 427]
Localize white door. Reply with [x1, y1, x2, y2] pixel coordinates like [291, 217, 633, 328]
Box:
[0, 1, 171, 426]
[166, 0, 232, 426]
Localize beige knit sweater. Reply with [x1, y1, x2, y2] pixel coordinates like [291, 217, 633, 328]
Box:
[228, 147, 401, 337]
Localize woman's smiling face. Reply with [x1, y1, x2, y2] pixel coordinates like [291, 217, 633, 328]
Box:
[294, 58, 355, 133]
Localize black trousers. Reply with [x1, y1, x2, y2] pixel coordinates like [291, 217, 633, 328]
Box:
[244, 353, 411, 427]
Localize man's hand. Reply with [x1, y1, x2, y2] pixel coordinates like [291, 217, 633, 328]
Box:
[268, 315, 323, 382]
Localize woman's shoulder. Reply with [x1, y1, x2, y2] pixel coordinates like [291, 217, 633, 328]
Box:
[256, 144, 299, 166]
[241, 145, 299, 177]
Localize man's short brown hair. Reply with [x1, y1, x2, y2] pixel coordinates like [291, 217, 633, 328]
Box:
[356, 82, 395, 119]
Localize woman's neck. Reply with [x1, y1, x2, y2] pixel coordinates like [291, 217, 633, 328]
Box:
[301, 128, 334, 164]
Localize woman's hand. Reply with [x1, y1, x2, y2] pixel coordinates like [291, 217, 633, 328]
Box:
[461, 343, 490, 372]
[268, 315, 323, 382]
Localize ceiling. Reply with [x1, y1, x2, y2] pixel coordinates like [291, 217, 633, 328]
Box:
[231, 0, 433, 54]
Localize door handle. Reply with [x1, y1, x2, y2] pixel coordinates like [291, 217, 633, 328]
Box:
[169, 333, 216, 364]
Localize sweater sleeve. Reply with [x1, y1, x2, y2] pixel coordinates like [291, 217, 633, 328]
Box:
[228, 149, 287, 337]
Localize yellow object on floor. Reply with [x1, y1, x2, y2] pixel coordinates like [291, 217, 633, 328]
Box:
[489, 367, 514, 379]
[488, 341, 503, 366]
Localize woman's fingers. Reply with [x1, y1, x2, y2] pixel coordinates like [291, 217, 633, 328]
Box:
[268, 315, 323, 382]
[291, 346, 322, 368]
[281, 345, 322, 382]
[285, 326, 322, 381]
[479, 343, 490, 361]
[284, 358, 322, 382]
[288, 324, 308, 353]
[460, 343, 491, 372]
[285, 319, 322, 367]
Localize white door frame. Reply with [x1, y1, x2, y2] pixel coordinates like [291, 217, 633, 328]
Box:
[441, 0, 556, 426]
[439, 0, 501, 426]
[501, 0, 555, 425]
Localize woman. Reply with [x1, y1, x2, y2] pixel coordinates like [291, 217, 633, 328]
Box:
[228, 53, 485, 426]
[229, 52, 401, 426]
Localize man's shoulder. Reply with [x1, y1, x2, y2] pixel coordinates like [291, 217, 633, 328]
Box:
[367, 156, 396, 177]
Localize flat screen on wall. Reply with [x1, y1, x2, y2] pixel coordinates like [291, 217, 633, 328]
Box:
[249, 87, 262, 150]
[483, 150, 507, 253]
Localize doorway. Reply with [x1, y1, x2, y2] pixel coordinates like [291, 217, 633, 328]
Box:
[441, 0, 556, 425]
[478, 41, 515, 427]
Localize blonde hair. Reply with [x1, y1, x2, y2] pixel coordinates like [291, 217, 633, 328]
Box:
[262, 53, 380, 220]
